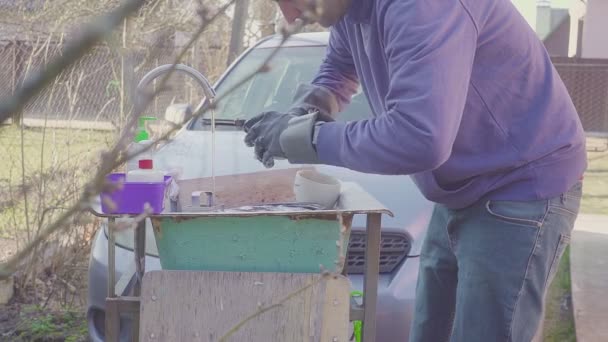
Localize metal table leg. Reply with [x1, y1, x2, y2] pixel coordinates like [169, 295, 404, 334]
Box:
[132, 219, 146, 341]
[362, 213, 382, 342]
[107, 218, 116, 298]
[106, 217, 120, 342]
[133, 220, 146, 294]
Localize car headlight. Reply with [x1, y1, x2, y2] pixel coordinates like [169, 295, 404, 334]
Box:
[102, 218, 159, 256]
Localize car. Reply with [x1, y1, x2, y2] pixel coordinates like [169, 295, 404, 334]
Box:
[86, 31, 434, 341]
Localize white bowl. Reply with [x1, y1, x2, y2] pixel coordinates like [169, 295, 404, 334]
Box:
[293, 170, 341, 209]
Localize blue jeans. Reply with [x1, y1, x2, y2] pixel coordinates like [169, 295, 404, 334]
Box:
[409, 182, 582, 342]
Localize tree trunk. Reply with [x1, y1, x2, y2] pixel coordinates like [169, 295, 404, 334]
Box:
[257, 1, 277, 37]
[227, 0, 250, 66]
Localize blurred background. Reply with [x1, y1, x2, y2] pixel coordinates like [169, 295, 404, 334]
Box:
[0, 0, 606, 341]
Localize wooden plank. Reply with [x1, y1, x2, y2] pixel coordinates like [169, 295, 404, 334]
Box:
[139, 271, 350, 342]
[105, 298, 121, 342]
[105, 297, 140, 342]
[320, 275, 351, 341]
[106, 296, 141, 313]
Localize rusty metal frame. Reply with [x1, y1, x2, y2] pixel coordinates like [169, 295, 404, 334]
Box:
[98, 183, 391, 342]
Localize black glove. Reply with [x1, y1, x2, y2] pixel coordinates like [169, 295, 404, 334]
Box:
[243, 111, 295, 168]
[243, 111, 333, 168]
[243, 83, 338, 168]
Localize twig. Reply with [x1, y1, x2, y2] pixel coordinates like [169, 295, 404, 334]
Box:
[113, 17, 308, 170]
[0, 0, 147, 124]
[20, 119, 31, 242]
[0, 0, 237, 280]
[42, 275, 59, 309]
[103, 0, 239, 170]
[0, 200, 81, 279]
[0, 0, 313, 281]
[29, 35, 61, 292]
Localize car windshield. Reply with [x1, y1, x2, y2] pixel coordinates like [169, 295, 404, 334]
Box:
[191, 46, 372, 129]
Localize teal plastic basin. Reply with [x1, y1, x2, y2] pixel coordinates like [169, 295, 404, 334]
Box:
[151, 214, 351, 274]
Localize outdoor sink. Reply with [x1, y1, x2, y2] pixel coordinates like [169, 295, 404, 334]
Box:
[149, 182, 392, 274]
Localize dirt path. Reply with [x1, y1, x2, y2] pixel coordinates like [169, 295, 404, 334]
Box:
[571, 214, 608, 342]
[1, 235, 90, 341]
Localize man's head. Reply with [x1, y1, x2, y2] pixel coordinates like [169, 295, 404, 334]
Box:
[275, 0, 352, 28]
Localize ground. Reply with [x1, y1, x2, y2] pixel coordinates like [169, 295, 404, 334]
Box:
[542, 247, 576, 342]
[1, 125, 111, 341]
[541, 138, 608, 341]
[0, 126, 607, 341]
[0, 281, 89, 342]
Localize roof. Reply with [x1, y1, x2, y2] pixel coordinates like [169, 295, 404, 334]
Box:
[540, 8, 570, 41]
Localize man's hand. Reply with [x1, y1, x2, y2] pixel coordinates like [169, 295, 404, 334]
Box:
[243, 110, 334, 168]
[243, 111, 294, 168]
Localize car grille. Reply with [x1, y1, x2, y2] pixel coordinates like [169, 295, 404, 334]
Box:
[345, 231, 412, 274]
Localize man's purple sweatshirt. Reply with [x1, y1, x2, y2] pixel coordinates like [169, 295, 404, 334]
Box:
[311, 0, 587, 209]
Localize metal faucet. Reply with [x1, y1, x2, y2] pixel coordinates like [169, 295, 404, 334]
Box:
[135, 64, 222, 212]
[135, 63, 216, 114]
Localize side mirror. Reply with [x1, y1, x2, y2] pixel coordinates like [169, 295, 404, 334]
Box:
[164, 103, 193, 125]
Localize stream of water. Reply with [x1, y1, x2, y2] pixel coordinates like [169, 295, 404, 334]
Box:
[210, 99, 216, 205]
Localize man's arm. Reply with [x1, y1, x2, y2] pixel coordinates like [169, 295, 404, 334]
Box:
[291, 23, 360, 117]
[315, 0, 478, 175]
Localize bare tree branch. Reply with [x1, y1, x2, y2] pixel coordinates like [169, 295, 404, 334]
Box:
[0, 0, 315, 283]
[0, 0, 239, 280]
[0, 0, 146, 124]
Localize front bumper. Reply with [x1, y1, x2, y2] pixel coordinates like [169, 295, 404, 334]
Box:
[87, 227, 420, 341]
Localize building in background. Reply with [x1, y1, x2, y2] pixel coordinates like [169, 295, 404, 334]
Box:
[532, 0, 607, 59]
[536, 0, 571, 56]
[526, 1, 608, 139]
[581, 0, 608, 58]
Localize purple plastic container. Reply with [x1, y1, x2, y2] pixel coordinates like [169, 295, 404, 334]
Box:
[101, 173, 172, 214]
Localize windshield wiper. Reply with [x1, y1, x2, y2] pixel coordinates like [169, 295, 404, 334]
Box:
[201, 118, 245, 127]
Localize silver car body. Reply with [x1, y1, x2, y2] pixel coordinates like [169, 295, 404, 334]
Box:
[87, 32, 434, 341]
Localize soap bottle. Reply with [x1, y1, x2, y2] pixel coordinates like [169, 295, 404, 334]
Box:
[126, 159, 165, 183]
[127, 116, 157, 172]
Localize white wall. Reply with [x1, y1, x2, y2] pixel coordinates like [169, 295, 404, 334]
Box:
[512, 0, 537, 27]
[511, 0, 574, 27]
[582, 0, 608, 58]
[512, 0, 586, 57]
[568, 1, 587, 57]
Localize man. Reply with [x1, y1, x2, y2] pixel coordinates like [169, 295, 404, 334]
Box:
[243, 0, 586, 341]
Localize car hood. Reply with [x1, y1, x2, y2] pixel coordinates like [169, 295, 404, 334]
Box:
[153, 129, 433, 254]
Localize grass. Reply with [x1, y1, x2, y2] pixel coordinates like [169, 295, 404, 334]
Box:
[543, 247, 576, 342]
[12, 305, 88, 342]
[580, 139, 608, 214]
[0, 124, 113, 237]
[0, 124, 113, 183]
[0, 124, 111, 342]
[541, 138, 608, 341]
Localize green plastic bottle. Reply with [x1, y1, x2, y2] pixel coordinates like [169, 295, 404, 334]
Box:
[127, 116, 157, 171]
[351, 291, 363, 342]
